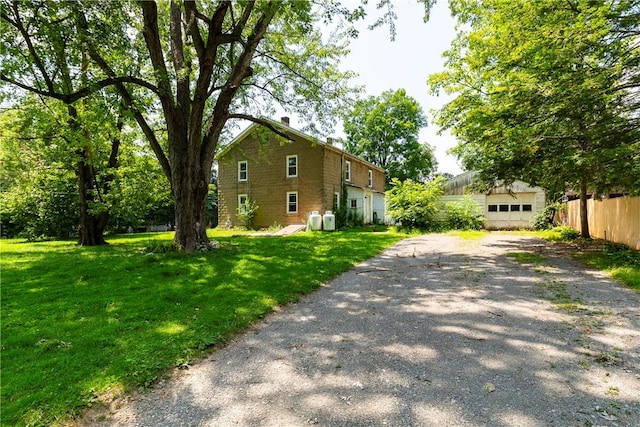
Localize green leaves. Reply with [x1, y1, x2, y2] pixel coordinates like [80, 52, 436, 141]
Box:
[429, 0, 640, 197]
[385, 177, 445, 230]
[343, 89, 436, 184]
[0, 95, 173, 239]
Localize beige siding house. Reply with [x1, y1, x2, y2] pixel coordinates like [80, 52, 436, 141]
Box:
[216, 118, 385, 229]
[443, 171, 546, 229]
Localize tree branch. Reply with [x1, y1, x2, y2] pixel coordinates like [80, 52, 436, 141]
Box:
[0, 73, 160, 103]
[201, 2, 278, 166]
[73, 6, 172, 184]
[184, 0, 205, 58]
[140, 0, 175, 115]
[228, 114, 295, 141]
[5, 1, 55, 92]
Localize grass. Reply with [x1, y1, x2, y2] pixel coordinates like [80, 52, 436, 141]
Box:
[519, 226, 639, 292]
[506, 251, 546, 264]
[1, 228, 405, 426]
[574, 243, 640, 291]
[446, 229, 489, 240]
[539, 228, 640, 291]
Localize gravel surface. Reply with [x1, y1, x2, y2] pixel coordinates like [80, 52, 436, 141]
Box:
[83, 233, 640, 426]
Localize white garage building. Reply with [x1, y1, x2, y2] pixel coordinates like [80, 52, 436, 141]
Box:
[443, 171, 546, 229]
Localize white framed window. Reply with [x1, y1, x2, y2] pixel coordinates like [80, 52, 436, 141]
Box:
[333, 192, 340, 211]
[287, 191, 298, 214]
[238, 194, 248, 213]
[286, 155, 298, 178]
[345, 160, 351, 181]
[350, 199, 357, 209]
[368, 169, 373, 187]
[238, 161, 248, 182]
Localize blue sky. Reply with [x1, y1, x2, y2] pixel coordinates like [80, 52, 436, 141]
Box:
[338, 0, 462, 176]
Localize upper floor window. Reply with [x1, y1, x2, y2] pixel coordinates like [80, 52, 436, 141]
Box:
[287, 155, 298, 178]
[345, 160, 351, 181]
[368, 169, 373, 187]
[238, 161, 248, 182]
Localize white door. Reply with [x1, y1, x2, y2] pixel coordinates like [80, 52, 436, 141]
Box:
[363, 190, 373, 223]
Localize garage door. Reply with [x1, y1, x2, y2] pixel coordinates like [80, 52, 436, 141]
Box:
[485, 193, 536, 229]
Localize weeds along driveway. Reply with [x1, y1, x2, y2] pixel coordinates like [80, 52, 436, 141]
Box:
[86, 233, 640, 427]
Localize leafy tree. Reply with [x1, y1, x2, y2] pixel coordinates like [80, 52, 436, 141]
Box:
[443, 196, 484, 230]
[343, 89, 437, 185]
[0, 108, 78, 239]
[3, 1, 438, 251]
[0, 98, 173, 239]
[0, 1, 135, 245]
[429, 0, 640, 238]
[385, 177, 445, 230]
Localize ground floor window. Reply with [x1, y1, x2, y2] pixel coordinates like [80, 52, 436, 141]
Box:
[333, 192, 340, 211]
[350, 199, 357, 209]
[287, 192, 298, 214]
[238, 194, 248, 213]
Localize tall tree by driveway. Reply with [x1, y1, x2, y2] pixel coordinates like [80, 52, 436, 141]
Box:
[429, 0, 640, 238]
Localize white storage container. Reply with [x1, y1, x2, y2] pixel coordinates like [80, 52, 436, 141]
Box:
[322, 211, 335, 231]
[308, 211, 322, 231]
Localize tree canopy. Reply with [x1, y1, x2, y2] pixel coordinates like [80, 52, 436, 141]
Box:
[2, 0, 437, 251]
[342, 88, 437, 184]
[0, 95, 174, 240]
[429, 0, 640, 237]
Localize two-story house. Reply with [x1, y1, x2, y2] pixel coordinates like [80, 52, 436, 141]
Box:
[216, 117, 385, 229]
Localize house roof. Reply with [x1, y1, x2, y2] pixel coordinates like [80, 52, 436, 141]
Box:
[445, 170, 545, 195]
[216, 117, 385, 173]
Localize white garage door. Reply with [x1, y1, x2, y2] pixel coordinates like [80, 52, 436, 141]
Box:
[485, 193, 536, 229]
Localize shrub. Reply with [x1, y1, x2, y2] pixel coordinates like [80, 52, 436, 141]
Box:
[236, 199, 258, 230]
[553, 226, 580, 240]
[530, 202, 566, 230]
[530, 210, 552, 230]
[444, 196, 485, 230]
[385, 177, 445, 230]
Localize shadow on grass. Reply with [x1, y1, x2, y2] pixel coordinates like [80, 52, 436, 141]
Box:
[1, 230, 403, 425]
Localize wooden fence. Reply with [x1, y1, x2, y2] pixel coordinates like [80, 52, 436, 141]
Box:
[565, 196, 640, 250]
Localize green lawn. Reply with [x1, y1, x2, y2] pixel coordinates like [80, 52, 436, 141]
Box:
[575, 244, 640, 291]
[502, 228, 639, 291]
[1, 229, 405, 426]
[531, 228, 640, 291]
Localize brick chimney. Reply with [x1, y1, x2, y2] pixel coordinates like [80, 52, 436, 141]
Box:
[280, 116, 290, 126]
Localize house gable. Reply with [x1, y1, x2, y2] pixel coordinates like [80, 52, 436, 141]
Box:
[216, 119, 385, 228]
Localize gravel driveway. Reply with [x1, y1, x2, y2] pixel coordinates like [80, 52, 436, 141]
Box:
[85, 233, 640, 426]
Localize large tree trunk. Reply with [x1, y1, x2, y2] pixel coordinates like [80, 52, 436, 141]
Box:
[579, 175, 590, 239]
[68, 101, 110, 246]
[76, 148, 108, 246]
[172, 157, 211, 251]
